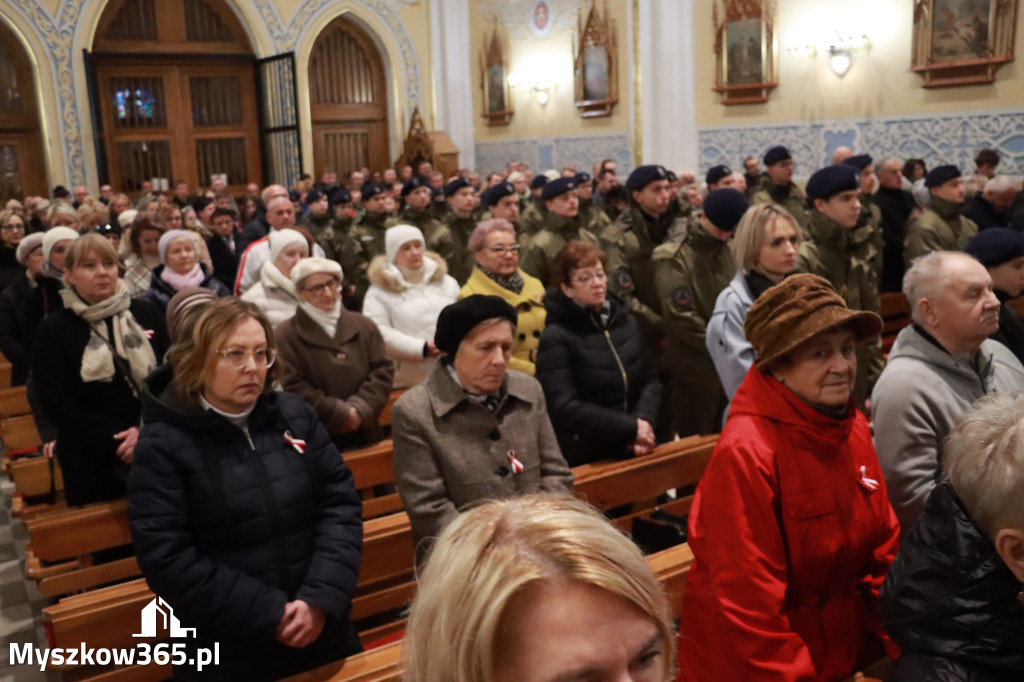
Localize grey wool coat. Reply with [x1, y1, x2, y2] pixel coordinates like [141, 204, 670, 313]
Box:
[392, 363, 574, 561]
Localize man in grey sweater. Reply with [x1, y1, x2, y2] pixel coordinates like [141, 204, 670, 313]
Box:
[872, 251, 1024, 534]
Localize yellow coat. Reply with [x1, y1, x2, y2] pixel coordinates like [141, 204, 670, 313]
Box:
[459, 267, 546, 376]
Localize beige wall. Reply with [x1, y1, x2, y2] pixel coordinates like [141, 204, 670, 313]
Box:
[694, 0, 1024, 128]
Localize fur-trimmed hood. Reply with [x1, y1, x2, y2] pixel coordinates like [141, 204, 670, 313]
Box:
[367, 251, 448, 293]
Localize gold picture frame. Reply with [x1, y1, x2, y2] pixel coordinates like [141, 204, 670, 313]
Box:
[479, 23, 513, 127]
[911, 0, 1018, 87]
[573, 1, 618, 118]
[712, 0, 778, 105]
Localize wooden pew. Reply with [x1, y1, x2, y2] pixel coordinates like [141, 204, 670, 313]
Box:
[879, 292, 911, 355]
[0, 385, 30, 417]
[0, 361, 12, 388]
[9, 455, 64, 498]
[378, 390, 404, 430]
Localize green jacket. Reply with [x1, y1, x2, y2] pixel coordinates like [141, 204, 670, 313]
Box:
[519, 197, 547, 239]
[851, 193, 884, 281]
[903, 195, 978, 267]
[390, 205, 455, 266]
[344, 210, 390, 307]
[519, 212, 598, 287]
[579, 198, 611, 234]
[441, 213, 478, 284]
[751, 182, 811, 235]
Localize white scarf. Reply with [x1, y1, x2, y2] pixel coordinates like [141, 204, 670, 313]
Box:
[300, 299, 342, 339]
[261, 260, 299, 299]
[60, 280, 158, 391]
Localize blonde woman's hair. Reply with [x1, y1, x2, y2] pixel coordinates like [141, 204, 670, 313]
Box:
[64, 232, 118, 271]
[729, 203, 801, 272]
[944, 393, 1024, 539]
[402, 494, 676, 682]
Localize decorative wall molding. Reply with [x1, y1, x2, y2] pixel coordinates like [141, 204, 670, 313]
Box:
[699, 107, 1024, 179]
[475, 132, 632, 175]
[479, 0, 582, 40]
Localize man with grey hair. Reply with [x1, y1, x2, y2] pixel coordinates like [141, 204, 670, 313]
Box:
[963, 175, 1018, 230]
[238, 183, 289, 254]
[871, 251, 1024, 533]
[874, 157, 917, 292]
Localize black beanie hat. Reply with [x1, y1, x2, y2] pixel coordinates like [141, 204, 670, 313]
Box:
[435, 295, 518, 356]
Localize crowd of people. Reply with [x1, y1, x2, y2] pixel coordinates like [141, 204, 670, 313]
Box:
[2, 145, 1024, 680]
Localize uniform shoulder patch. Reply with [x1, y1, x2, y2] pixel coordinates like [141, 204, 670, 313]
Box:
[614, 270, 634, 290]
[672, 286, 693, 309]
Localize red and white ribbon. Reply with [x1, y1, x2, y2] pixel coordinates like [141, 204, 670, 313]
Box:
[143, 329, 155, 339]
[284, 431, 306, 455]
[506, 449, 524, 475]
[859, 465, 879, 492]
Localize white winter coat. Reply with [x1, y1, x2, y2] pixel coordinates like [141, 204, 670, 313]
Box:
[240, 261, 301, 328]
[706, 271, 756, 414]
[362, 253, 460, 388]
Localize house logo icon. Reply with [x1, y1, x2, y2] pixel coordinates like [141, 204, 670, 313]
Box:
[133, 597, 197, 638]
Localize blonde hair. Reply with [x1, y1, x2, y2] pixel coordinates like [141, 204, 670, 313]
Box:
[402, 495, 676, 682]
[64, 232, 118, 271]
[944, 393, 1024, 539]
[75, 198, 110, 230]
[730, 203, 801, 272]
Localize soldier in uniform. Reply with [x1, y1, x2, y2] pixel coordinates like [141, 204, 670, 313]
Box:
[479, 181, 523, 242]
[705, 165, 738, 191]
[392, 176, 454, 265]
[573, 172, 612, 234]
[343, 181, 391, 309]
[519, 177, 599, 287]
[518, 175, 549, 239]
[796, 164, 883, 409]
[842, 154, 885, 281]
[750, 146, 810, 235]
[653, 188, 747, 436]
[742, 156, 767, 197]
[904, 165, 979, 266]
[441, 178, 479, 284]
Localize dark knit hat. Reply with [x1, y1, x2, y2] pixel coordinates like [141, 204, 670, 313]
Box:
[481, 181, 517, 208]
[362, 182, 388, 201]
[744, 274, 882, 370]
[94, 222, 122, 238]
[329, 187, 352, 205]
[305, 188, 327, 204]
[806, 164, 860, 200]
[925, 165, 961, 188]
[842, 154, 873, 171]
[573, 172, 592, 185]
[705, 165, 733, 186]
[541, 177, 577, 201]
[764, 146, 792, 166]
[626, 165, 669, 191]
[435, 295, 518, 356]
[965, 228, 1024, 268]
[702, 189, 749, 231]
[530, 175, 549, 190]
[402, 176, 431, 197]
[444, 178, 472, 197]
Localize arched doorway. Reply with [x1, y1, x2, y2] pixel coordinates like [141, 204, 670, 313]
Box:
[89, 0, 261, 194]
[308, 17, 390, 178]
[0, 20, 46, 201]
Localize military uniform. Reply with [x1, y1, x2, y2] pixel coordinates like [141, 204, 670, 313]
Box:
[653, 227, 735, 437]
[904, 195, 978, 266]
[519, 211, 599, 287]
[390, 205, 455, 267]
[751, 182, 811, 235]
[797, 210, 885, 408]
[851, 193, 884, 282]
[344, 209, 390, 309]
[578, 197, 612, 234]
[518, 197, 547, 239]
[440, 212, 478, 285]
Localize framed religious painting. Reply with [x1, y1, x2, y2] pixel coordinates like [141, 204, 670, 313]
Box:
[479, 24, 513, 126]
[911, 0, 1018, 87]
[712, 0, 778, 105]
[573, 1, 618, 118]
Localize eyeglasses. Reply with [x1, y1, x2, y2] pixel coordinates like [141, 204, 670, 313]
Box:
[303, 280, 340, 296]
[485, 244, 521, 255]
[1, 223, 25, 232]
[572, 270, 607, 286]
[216, 347, 277, 370]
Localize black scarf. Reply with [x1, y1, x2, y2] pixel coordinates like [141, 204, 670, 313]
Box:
[480, 265, 525, 295]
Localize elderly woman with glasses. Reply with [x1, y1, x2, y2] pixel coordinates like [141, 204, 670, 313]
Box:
[535, 241, 660, 466]
[276, 257, 394, 450]
[129, 298, 364, 681]
[459, 219, 547, 376]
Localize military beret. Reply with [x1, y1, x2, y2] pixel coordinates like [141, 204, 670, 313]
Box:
[626, 165, 669, 191]
[361, 182, 387, 201]
[481, 181, 517, 208]
[530, 175, 549, 190]
[702, 188, 749, 232]
[401, 175, 431, 197]
[665, 170, 678, 182]
[434, 295, 518, 357]
[763, 146, 792, 166]
[94, 222, 122, 238]
[329, 187, 352, 205]
[444, 178, 472, 197]
[965, 227, 1024, 268]
[925, 164, 961, 188]
[305, 188, 327, 204]
[573, 172, 592, 184]
[805, 164, 860, 200]
[288, 190, 302, 203]
[541, 177, 577, 201]
[841, 154, 873, 171]
[706, 165, 733, 186]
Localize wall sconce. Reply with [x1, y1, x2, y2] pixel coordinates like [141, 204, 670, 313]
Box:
[787, 29, 872, 77]
[829, 47, 852, 77]
[532, 80, 553, 106]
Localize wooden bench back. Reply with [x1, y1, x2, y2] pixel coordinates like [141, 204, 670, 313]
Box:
[879, 292, 911, 354]
[0, 385, 30, 418]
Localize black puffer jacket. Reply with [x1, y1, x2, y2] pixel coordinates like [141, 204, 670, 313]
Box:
[128, 366, 363, 681]
[0, 270, 33, 385]
[536, 290, 661, 465]
[141, 263, 230, 312]
[882, 481, 1024, 682]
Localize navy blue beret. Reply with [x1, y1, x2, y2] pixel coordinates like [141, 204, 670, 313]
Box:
[541, 177, 577, 201]
[702, 188, 749, 232]
[444, 178, 472, 197]
[329, 187, 352, 205]
[666, 170, 678, 182]
[305, 188, 326, 204]
[481, 181, 517, 208]
[435, 295, 518, 356]
[288, 190, 301, 203]
[806, 164, 860, 200]
[362, 182, 387, 201]
[530, 175, 549, 190]
[401, 176, 431, 197]
[626, 165, 669, 191]
[925, 164, 961, 188]
[574, 172, 592, 184]
[706, 165, 733, 186]
[965, 227, 1024, 268]
[842, 154, 873, 171]
[764, 146, 792, 166]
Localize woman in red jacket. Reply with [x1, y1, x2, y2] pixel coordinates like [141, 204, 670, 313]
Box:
[679, 274, 899, 682]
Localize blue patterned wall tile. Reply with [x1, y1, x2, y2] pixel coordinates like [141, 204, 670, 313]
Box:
[475, 133, 633, 175]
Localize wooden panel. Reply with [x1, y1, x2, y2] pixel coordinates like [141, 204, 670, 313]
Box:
[309, 23, 379, 106]
[1, 414, 41, 450]
[114, 140, 173, 193]
[0, 386, 30, 417]
[0, 39, 28, 113]
[26, 499, 132, 562]
[194, 137, 246, 186]
[315, 125, 370, 178]
[190, 76, 243, 127]
[0, 21, 45, 200]
[94, 0, 250, 53]
[103, 0, 157, 42]
[184, 0, 235, 43]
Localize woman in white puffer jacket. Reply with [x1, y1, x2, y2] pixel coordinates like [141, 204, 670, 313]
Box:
[241, 228, 308, 327]
[362, 225, 460, 388]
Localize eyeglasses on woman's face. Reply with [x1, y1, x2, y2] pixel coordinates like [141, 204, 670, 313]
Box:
[216, 347, 277, 370]
[486, 244, 521, 255]
[303, 279, 340, 296]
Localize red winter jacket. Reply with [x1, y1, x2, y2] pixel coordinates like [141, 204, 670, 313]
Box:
[678, 367, 899, 682]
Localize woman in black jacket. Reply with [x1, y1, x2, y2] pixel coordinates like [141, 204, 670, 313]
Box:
[535, 241, 661, 466]
[128, 297, 363, 681]
[32, 234, 168, 505]
[142, 229, 229, 312]
[0, 232, 44, 386]
[881, 393, 1024, 682]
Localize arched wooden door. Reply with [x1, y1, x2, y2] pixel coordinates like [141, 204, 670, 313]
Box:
[309, 17, 390, 177]
[0, 20, 46, 201]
